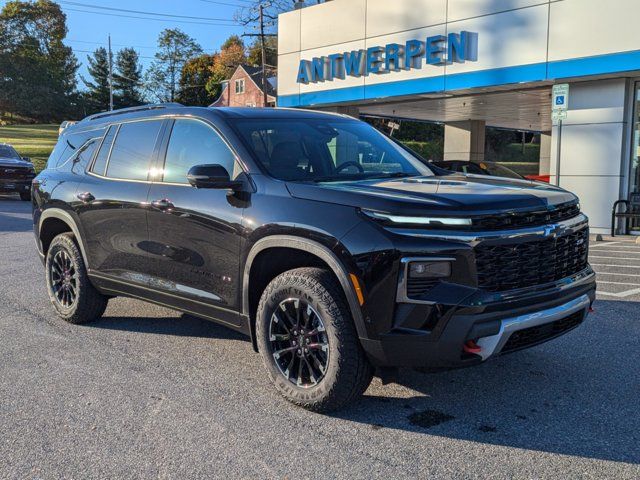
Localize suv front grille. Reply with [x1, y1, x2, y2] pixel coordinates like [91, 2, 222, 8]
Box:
[475, 228, 589, 292]
[501, 310, 585, 354]
[472, 202, 580, 230]
[0, 166, 34, 180]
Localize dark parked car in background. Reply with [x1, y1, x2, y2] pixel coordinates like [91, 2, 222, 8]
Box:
[0, 143, 35, 201]
[32, 105, 595, 412]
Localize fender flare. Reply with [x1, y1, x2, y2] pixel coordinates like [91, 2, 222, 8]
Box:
[39, 208, 91, 269]
[242, 235, 367, 339]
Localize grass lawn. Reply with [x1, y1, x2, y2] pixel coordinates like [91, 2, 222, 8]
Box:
[0, 124, 58, 173]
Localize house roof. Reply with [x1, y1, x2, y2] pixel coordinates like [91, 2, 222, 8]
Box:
[238, 64, 277, 98]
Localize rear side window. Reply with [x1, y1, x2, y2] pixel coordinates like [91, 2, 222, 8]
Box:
[105, 120, 163, 181]
[70, 139, 99, 174]
[91, 125, 117, 175]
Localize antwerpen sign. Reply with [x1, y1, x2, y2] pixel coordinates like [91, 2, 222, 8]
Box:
[297, 31, 479, 84]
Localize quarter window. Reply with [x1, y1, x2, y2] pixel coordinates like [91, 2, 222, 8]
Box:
[162, 119, 237, 184]
[91, 125, 117, 175]
[105, 120, 163, 181]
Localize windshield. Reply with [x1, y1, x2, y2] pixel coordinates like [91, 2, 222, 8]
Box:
[0, 145, 20, 159]
[231, 118, 433, 182]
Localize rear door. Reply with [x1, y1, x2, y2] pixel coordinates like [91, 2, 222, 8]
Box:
[75, 119, 166, 283]
[145, 117, 245, 327]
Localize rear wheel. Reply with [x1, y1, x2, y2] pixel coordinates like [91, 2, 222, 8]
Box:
[19, 192, 30, 201]
[256, 267, 374, 412]
[45, 233, 108, 324]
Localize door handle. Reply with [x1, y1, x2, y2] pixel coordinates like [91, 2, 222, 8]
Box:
[76, 191, 95, 203]
[151, 199, 175, 210]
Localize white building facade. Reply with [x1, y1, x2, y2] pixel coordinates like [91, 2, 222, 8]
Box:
[277, 0, 640, 234]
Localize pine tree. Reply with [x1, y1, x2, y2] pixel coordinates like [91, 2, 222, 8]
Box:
[146, 29, 202, 103]
[81, 47, 111, 113]
[114, 48, 143, 108]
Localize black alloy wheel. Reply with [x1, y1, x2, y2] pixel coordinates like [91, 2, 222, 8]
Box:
[49, 249, 78, 308]
[269, 298, 330, 388]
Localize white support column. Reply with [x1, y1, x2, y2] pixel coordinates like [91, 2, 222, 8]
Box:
[444, 120, 486, 162]
[549, 79, 629, 234]
[539, 132, 552, 176]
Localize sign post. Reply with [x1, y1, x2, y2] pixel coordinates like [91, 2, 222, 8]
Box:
[552, 84, 570, 186]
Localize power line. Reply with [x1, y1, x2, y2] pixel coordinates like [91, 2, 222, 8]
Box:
[62, 7, 241, 26]
[57, 1, 239, 23]
[199, 0, 254, 6]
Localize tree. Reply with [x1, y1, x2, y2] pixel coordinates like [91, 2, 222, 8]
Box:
[234, 0, 293, 34]
[205, 35, 246, 99]
[176, 54, 216, 106]
[247, 37, 277, 68]
[114, 48, 143, 108]
[0, 0, 78, 121]
[146, 28, 202, 103]
[81, 47, 111, 113]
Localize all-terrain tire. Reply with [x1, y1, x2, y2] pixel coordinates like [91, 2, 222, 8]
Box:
[45, 233, 108, 324]
[256, 267, 374, 412]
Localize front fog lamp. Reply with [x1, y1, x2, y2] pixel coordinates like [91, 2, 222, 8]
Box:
[409, 261, 451, 279]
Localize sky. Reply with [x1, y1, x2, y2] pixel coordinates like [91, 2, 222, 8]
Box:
[0, 0, 261, 87]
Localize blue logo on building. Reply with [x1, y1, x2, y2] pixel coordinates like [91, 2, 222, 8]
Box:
[296, 31, 479, 84]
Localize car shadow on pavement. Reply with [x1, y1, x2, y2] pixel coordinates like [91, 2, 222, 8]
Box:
[332, 300, 640, 465]
[88, 313, 249, 342]
[0, 195, 33, 233]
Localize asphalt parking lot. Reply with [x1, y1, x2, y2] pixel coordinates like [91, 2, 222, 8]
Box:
[1, 195, 639, 479]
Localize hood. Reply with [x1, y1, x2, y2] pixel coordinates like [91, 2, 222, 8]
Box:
[0, 157, 33, 169]
[286, 174, 577, 216]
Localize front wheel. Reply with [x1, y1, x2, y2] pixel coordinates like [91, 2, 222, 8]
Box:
[45, 233, 109, 324]
[256, 267, 374, 412]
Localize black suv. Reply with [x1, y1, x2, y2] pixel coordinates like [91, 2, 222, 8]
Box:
[0, 143, 35, 200]
[32, 105, 596, 411]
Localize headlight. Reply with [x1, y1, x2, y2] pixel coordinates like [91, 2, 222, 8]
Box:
[362, 209, 472, 226]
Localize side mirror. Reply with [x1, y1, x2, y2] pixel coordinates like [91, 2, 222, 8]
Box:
[22, 157, 31, 162]
[186, 164, 242, 190]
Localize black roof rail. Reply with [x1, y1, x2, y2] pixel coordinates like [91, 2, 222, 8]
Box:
[83, 103, 184, 122]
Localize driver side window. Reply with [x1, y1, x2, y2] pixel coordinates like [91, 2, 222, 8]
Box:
[162, 119, 238, 184]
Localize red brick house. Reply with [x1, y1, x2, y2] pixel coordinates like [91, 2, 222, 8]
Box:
[210, 64, 277, 108]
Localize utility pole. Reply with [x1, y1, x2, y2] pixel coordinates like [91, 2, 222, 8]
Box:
[108, 34, 114, 111]
[259, 4, 268, 107]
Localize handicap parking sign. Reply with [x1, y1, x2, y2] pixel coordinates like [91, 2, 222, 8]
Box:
[555, 95, 565, 106]
[552, 84, 570, 113]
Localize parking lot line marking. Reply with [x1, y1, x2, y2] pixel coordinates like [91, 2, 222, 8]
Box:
[589, 245, 640, 250]
[597, 287, 640, 298]
[590, 241, 622, 246]
[598, 280, 640, 286]
[590, 255, 640, 260]
[591, 263, 640, 268]
[593, 271, 640, 277]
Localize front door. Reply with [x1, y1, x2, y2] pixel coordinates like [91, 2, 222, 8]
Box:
[145, 118, 244, 327]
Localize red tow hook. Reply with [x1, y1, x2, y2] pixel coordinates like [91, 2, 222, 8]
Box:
[463, 340, 482, 355]
[589, 307, 595, 313]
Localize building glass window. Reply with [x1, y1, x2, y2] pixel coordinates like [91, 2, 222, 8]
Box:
[235, 79, 245, 94]
[632, 83, 640, 195]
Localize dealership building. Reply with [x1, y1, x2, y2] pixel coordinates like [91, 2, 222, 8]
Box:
[277, 0, 640, 234]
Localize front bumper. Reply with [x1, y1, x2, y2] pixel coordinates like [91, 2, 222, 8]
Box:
[360, 269, 596, 370]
